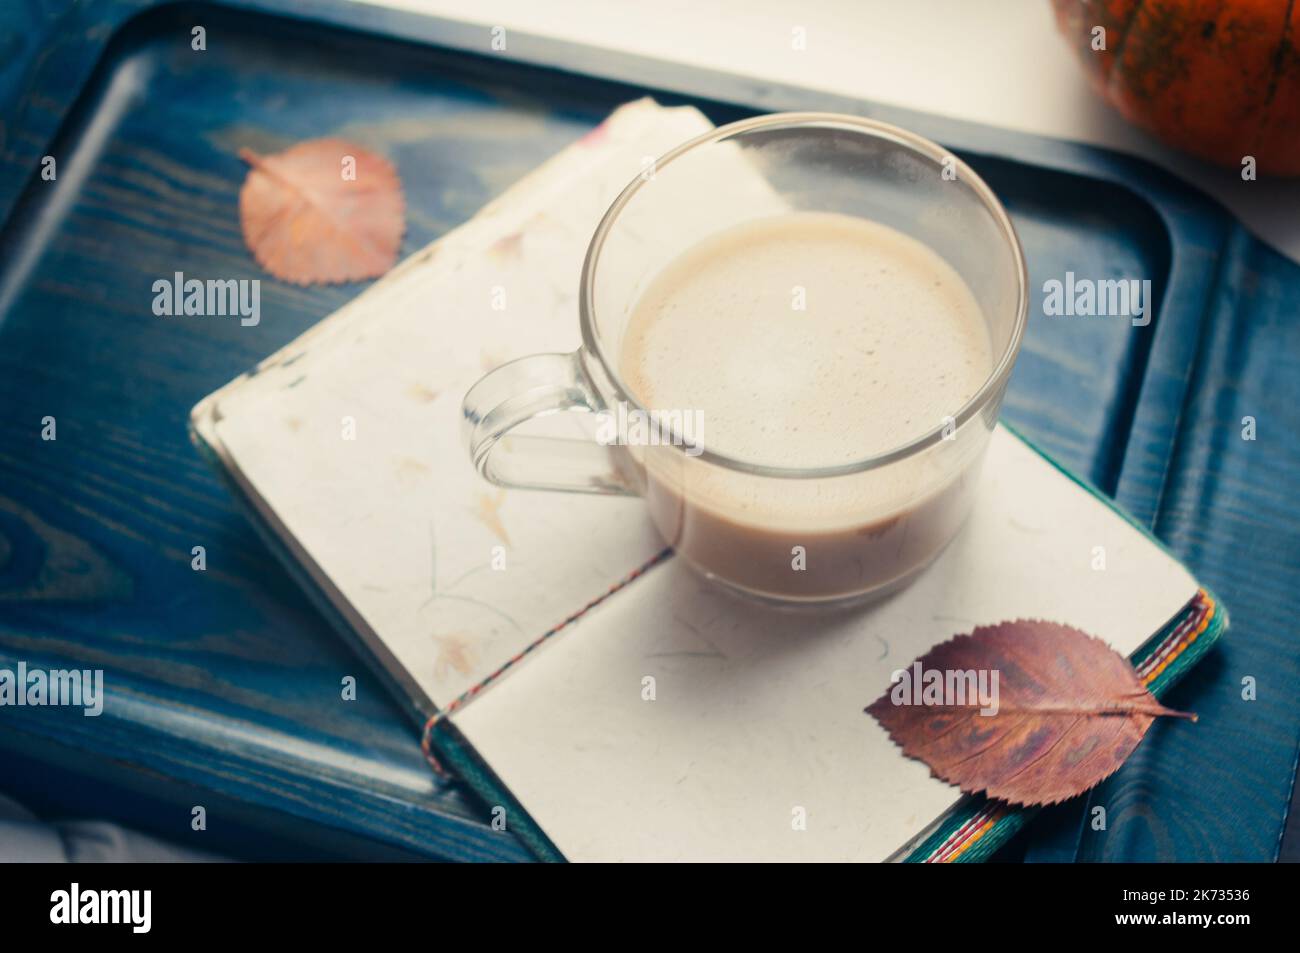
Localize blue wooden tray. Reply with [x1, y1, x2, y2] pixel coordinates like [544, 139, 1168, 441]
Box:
[0, 0, 1296, 861]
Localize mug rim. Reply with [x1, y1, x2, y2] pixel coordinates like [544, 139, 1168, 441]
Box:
[578, 111, 1029, 480]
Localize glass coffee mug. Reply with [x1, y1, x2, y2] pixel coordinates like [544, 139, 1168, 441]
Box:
[462, 113, 1027, 603]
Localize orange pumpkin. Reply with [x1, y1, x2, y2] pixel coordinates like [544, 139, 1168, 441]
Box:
[1052, 0, 1300, 175]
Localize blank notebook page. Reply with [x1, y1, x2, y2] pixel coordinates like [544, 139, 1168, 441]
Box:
[453, 428, 1198, 862]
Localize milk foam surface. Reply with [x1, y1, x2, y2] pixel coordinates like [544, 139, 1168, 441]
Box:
[621, 212, 993, 471]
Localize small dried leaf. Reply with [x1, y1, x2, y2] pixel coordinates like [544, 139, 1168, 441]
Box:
[239, 138, 404, 286]
[866, 620, 1194, 807]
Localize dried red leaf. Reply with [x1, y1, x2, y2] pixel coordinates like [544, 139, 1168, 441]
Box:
[866, 620, 1195, 807]
[238, 138, 405, 286]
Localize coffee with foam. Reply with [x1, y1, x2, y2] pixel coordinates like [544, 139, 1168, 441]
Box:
[618, 211, 995, 600]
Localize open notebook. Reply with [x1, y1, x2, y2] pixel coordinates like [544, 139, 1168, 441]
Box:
[191, 99, 1225, 862]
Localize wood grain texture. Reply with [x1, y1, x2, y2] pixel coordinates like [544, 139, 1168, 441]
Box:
[0, 0, 1295, 861]
[1069, 229, 1300, 862]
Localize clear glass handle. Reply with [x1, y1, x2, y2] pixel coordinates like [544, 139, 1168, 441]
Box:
[461, 350, 638, 495]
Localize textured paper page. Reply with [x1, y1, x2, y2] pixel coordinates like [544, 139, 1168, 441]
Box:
[192, 99, 786, 710]
[454, 427, 1200, 861]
